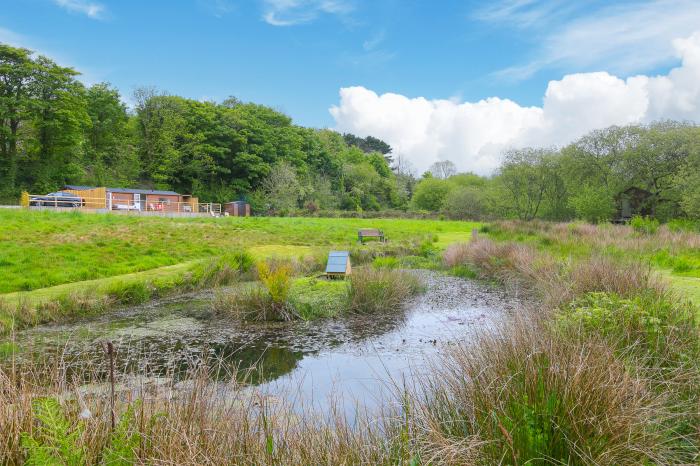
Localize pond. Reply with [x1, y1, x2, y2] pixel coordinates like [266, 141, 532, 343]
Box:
[9, 270, 518, 419]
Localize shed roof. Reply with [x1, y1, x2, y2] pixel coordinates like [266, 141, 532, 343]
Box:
[107, 187, 180, 196]
[325, 251, 350, 274]
[63, 185, 181, 196]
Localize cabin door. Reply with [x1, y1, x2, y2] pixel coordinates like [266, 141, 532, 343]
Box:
[134, 193, 145, 211]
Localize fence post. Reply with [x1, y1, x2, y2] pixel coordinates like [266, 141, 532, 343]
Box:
[20, 191, 29, 208]
[471, 228, 478, 240]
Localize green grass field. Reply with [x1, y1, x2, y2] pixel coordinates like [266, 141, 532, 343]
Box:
[0, 209, 478, 305]
[0, 209, 478, 293]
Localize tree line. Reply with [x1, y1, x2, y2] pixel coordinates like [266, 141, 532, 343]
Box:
[414, 122, 700, 222]
[1, 43, 698, 221]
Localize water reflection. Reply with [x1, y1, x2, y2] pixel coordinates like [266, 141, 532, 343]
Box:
[6, 271, 518, 417]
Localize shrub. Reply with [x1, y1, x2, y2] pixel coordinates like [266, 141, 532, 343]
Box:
[411, 178, 452, 211]
[442, 186, 485, 220]
[558, 292, 698, 362]
[631, 215, 660, 235]
[214, 261, 297, 321]
[257, 261, 292, 305]
[667, 218, 700, 233]
[348, 268, 422, 314]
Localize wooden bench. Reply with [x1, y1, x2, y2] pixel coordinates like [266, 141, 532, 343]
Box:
[358, 228, 385, 243]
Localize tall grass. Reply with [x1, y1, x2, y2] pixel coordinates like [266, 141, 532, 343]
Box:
[348, 268, 423, 314]
[419, 318, 669, 465]
[215, 266, 423, 321]
[443, 237, 700, 461]
[0, 354, 401, 465]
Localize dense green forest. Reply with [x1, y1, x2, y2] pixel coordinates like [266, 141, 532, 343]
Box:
[1, 44, 699, 221]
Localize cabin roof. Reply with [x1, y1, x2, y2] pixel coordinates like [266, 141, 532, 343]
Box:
[62, 185, 181, 196]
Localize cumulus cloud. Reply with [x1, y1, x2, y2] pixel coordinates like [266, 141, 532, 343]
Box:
[262, 0, 353, 26]
[330, 32, 700, 176]
[53, 0, 107, 19]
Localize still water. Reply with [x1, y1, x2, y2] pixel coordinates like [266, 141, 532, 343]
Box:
[12, 271, 518, 417]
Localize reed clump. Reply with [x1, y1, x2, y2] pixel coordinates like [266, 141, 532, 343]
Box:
[214, 261, 298, 321]
[215, 265, 423, 321]
[419, 318, 669, 465]
[347, 268, 423, 314]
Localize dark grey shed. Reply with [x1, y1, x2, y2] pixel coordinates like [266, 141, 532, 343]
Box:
[325, 251, 352, 278]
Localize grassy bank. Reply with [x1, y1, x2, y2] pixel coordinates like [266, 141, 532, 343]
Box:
[0, 252, 253, 334]
[0, 209, 477, 333]
[0, 209, 478, 294]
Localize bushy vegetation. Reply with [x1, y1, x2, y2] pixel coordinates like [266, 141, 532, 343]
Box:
[630, 215, 660, 234]
[442, 237, 700, 462]
[213, 261, 299, 322]
[215, 261, 422, 321]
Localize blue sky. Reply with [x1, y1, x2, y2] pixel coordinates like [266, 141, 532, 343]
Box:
[3, 0, 700, 173]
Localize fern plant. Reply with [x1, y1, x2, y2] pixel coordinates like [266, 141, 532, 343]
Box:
[101, 401, 141, 465]
[21, 397, 87, 466]
[21, 397, 142, 465]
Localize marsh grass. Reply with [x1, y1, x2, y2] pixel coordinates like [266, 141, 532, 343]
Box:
[0, 349, 404, 465]
[487, 219, 700, 278]
[444, 237, 700, 461]
[420, 317, 670, 465]
[215, 266, 423, 321]
[347, 268, 423, 314]
[214, 260, 299, 321]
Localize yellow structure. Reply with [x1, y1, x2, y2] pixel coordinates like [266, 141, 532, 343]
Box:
[61, 186, 106, 208]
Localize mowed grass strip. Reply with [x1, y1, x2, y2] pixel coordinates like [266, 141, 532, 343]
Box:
[0, 209, 480, 294]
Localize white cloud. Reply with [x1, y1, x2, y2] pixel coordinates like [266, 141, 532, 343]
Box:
[262, 0, 353, 26]
[481, 0, 700, 79]
[198, 0, 235, 18]
[53, 0, 107, 20]
[362, 29, 385, 52]
[330, 31, 700, 176]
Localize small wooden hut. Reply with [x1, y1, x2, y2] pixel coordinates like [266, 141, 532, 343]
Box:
[325, 251, 352, 279]
[224, 201, 251, 217]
